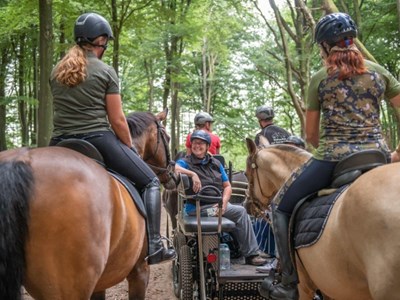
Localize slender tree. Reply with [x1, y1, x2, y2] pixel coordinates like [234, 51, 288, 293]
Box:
[37, 0, 53, 147]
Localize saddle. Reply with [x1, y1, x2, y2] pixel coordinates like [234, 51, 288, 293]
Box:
[290, 149, 387, 249]
[56, 139, 146, 217]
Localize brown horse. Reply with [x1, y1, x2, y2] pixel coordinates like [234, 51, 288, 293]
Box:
[0, 109, 175, 300]
[245, 137, 400, 300]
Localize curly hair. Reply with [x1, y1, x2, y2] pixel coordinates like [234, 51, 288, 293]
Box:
[53, 45, 88, 87]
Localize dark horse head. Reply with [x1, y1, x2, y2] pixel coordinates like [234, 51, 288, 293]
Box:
[127, 108, 177, 190]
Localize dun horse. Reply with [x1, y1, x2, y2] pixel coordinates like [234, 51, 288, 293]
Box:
[0, 109, 175, 300]
[245, 137, 400, 300]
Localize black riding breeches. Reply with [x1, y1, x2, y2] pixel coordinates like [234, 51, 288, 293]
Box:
[275, 158, 337, 215]
[50, 130, 157, 191]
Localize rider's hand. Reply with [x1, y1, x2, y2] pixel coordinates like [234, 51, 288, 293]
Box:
[192, 173, 202, 193]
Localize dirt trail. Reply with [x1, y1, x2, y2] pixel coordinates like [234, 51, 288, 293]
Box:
[23, 208, 176, 300]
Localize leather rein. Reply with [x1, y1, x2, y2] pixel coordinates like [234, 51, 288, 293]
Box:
[143, 121, 177, 183]
[246, 147, 277, 217]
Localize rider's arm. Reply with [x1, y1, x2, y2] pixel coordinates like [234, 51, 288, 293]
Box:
[106, 94, 133, 148]
[215, 136, 221, 154]
[305, 110, 320, 149]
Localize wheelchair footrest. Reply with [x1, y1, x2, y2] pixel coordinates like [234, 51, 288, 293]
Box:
[221, 281, 265, 299]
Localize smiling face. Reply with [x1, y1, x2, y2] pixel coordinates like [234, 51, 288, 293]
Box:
[191, 138, 209, 158]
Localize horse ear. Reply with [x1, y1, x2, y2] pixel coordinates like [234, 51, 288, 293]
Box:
[156, 108, 168, 122]
[258, 135, 270, 147]
[246, 138, 257, 155]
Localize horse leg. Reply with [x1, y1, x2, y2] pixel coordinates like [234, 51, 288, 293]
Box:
[296, 255, 327, 300]
[162, 189, 178, 230]
[126, 243, 150, 300]
[90, 291, 106, 300]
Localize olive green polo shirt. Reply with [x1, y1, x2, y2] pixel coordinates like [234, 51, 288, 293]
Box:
[50, 52, 120, 136]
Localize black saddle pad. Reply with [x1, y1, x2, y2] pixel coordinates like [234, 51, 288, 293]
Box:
[108, 172, 147, 218]
[292, 186, 348, 249]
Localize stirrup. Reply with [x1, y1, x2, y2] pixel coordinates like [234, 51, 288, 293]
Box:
[145, 236, 176, 264]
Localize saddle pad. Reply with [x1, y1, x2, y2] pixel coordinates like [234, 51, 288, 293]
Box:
[109, 172, 147, 218]
[293, 186, 347, 249]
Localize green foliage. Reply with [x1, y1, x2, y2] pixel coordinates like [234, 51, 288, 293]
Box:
[3, 0, 400, 157]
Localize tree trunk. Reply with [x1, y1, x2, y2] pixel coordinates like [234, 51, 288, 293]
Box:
[37, 0, 53, 147]
[0, 46, 8, 151]
[18, 34, 29, 146]
[111, 0, 119, 74]
[398, 0, 400, 33]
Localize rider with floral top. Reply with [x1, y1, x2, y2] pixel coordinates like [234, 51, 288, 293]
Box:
[260, 12, 400, 300]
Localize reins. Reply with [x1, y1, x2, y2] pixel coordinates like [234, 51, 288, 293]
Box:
[143, 121, 177, 183]
[247, 147, 277, 217]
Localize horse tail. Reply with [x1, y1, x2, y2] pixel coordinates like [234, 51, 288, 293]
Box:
[0, 160, 33, 299]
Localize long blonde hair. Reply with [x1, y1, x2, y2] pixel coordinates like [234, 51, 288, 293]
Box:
[54, 36, 107, 87]
[54, 45, 88, 87]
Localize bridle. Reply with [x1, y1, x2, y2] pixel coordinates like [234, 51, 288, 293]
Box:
[246, 147, 277, 217]
[143, 121, 177, 184]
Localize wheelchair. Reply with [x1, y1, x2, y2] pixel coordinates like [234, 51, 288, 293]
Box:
[171, 173, 268, 300]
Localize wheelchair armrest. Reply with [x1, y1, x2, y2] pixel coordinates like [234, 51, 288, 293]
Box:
[178, 174, 196, 198]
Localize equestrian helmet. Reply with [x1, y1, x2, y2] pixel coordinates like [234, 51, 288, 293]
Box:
[314, 12, 357, 45]
[194, 112, 213, 125]
[255, 105, 274, 121]
[284, 135, 305, 149]
[74, 12, 114, 44]
[190, 130, 211, 145]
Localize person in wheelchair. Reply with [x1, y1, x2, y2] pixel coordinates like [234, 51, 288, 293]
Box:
[175, 129, 268, 266]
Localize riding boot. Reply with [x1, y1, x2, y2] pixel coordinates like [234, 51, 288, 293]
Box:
[143, 178, 176, 265]
[259, 210, 299, 300]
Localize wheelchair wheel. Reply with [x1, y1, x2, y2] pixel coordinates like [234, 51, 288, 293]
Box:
[179, 245, 193, 299]
[172, 232, 187, 297]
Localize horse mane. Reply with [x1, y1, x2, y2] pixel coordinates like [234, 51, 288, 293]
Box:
[268, 144, 312, 160]
[126, 112, 157, 138]
[256, 144, 312, 188]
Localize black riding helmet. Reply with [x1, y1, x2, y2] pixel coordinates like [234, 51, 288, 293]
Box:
[314, 12, 357, 46]
[190, 130, 211, 145]
[74, 12, 114, 45]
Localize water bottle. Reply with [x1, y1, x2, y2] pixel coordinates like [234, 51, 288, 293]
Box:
[219, 243, 230, 270]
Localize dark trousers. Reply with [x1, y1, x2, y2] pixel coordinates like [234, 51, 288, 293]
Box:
[50, 130, 156, 191]
[275, 158, 337, 214]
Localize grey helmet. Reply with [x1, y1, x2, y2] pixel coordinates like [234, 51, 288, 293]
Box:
[74, 12, 114, 45]
[315, 12, 357, 46]
[190, 130, 211, 145]
[255, 105, 274, 121]
[194, 112, 213, 125]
